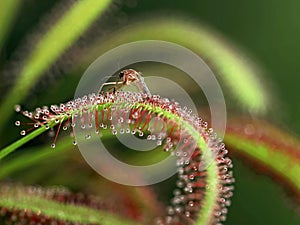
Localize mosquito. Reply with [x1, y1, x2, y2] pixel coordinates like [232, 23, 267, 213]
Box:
[98, 69, 151, 96]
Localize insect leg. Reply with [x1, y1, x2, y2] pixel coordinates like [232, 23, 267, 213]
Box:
[98, 81, 123, 95]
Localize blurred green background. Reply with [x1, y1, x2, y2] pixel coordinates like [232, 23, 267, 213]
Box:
[1, 0, 300, 225]
[125, 0, 300, 133]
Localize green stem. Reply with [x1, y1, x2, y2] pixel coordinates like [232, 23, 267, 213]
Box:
[0, 126, 46, 160]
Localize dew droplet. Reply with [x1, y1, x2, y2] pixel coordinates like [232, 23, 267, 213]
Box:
[175, 206, 183, 213]
[132, 111, 139, 119]
[185, 211, 191, 217]
[73, 140, 77, 145]
[188, 201, 194, 207]
[20, 130, 26, 136]
[166, 216, 173, 224]
[15, 121, 20, 126]
[176, 159, 184, 166]
[15, 105, 21, 112]
[189, 175, 195, 180]
[112, 130, 117, 135]
[51, 143, 55, 148]
[184, 186, 193, 193]
[63, 126, 68, 130]
[154, 218, 163, 225]
[225, 200, 231, 206]
[222, 208, 228, 214]
[167, 206, 174, 215]
[176, 180, 184, 188]
[220, 215, 226, 221]
[173, 189, 181, 196]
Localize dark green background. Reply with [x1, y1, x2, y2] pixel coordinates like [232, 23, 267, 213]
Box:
[124, 0, 300, 134]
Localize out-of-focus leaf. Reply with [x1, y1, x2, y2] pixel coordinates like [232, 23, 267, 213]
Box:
[0, 0, 21, 50]
[80, 18, 269, 115]
[0, 184, 142, 225]
[225, 117, 300, 202]
[0, 0, 112, 129]
[0, 136, 72, 179]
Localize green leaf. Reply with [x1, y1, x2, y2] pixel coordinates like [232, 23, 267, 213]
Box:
[0, 185, 141, 225]
[0, 0, 21, 50]
[225, 117, 300, 200]
[0, 0, 113, 130]
[80, 18, 269, 115]
[0, 92, 233, 225]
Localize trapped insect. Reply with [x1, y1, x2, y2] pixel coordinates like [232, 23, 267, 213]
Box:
[98, 69, 151, 96]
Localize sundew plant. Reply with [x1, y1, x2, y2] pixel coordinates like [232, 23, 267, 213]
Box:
[1, 1, 300, 225]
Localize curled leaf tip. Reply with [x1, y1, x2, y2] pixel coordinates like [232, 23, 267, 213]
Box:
[11, 91, 234, 225]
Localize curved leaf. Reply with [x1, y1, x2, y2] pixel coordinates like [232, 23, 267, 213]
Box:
[225, 117, 300, 201]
